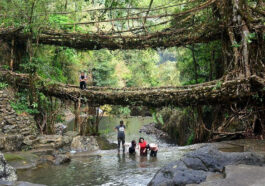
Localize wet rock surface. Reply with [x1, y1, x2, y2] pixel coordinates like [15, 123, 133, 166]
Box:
[95, 136, 117, 150]
[53, 154, 71, 165]
[188, 164, 265, 186]
[37, 153, 71, 166]
[4, 152, 39, 170]
[148, 145, 265, 186]
[70, 136, 99, 152]
[140, 123, 171, 142]
[0, 152, 17, 182]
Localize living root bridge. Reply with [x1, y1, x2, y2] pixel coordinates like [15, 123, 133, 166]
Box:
[1, 69, 264, 107]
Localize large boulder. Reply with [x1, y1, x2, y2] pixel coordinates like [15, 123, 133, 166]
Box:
[192, 164, 265, 186]
[71, 136, 99, 152]
[95, 136, 117, 150]
[53, 154, 71, 165]
[35, 135, 72, 149]
[148, 145, 265, 186]
[38, 154, 71, 166]
[0, 152, 17, 182]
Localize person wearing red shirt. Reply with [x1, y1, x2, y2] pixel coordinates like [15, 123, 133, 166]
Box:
[138, 137, 147, 156]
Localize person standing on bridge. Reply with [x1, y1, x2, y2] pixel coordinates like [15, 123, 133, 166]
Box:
[115, 120, 126, 153]
[79, 72, 87, 90]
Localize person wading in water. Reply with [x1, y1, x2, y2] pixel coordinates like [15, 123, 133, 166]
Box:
[79, 72, 87, 90]
[115, 120, 126, 153]
[129, 140, 136, 155]
[138, 137, 147, 156]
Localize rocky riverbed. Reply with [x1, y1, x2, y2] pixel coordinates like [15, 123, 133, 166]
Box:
[1, 136, 265, 186]
[148, 144, 265, 186]
[0, 151, 47, 186]
[0, 133, 117, 185]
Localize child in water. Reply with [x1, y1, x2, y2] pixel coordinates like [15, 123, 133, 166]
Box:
[129, 140, 136, 154]
[147, 143, 158, 157]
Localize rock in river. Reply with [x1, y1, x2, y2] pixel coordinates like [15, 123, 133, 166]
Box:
[71, 136, 99, 152]
[53, 154, 71, 165]
[0, 152, 17, 182]
[148, 145, 265, 186]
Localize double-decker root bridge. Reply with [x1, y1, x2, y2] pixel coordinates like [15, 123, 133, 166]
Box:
[0, 0, 264, 108]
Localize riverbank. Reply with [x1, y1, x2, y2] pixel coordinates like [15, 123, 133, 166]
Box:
[1, 138, 264, 186]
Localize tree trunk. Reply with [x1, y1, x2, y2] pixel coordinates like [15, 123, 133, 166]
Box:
[195, 106, 210, 142]
[9, 37, 14, 71]
[74, 99, 81, 132]
[209, 49, 215, 81]
[191, 45, 198, 83]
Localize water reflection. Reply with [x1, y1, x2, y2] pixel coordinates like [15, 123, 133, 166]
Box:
[139, 156, 148, 168]
[128, 154, 136, 161]
[117, 153, 126, 164]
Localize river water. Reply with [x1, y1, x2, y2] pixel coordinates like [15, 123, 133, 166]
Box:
[17, 117, 193, 186]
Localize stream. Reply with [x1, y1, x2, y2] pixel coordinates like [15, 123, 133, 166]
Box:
[17, 117, 195, 186]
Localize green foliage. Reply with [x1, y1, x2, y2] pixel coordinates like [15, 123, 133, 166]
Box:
[109, 106, 131, 117]
[177, 41, 222, 85]
[56, 114, 64, 123]
[89, 50, 118, 87]
[10, 91, 39, 115]
[246, 33, 256, 43]
[100, 128, 111, 136]
[232, 41, 241, 48]
[20, 57, 42, 73]
[0, 82, 8, 90]
[151, 109, 164, 125]
[119, 106, 131, 116]
[213, 80, 222, 90]
[186, 131, 194, 145]
[49, 15, 74, 30]
[1, 65, 10, 70]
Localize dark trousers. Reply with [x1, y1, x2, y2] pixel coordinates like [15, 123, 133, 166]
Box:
[150, 150, 157, 157]
[129, 147, 135, 154]
[118, 137, 125, 152]
[80, 81, 86, 90]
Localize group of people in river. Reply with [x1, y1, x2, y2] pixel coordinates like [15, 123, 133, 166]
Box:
[115, 120, 158, 157]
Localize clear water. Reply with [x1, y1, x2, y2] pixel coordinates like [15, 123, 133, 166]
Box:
[17, 117, 191, 186]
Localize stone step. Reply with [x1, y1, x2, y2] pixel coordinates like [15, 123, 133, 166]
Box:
[34, 143, 55, 150]
[30, 148, 54, 156]
[21, 131, 32, 136]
